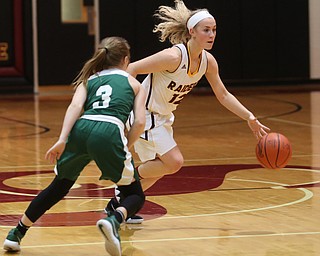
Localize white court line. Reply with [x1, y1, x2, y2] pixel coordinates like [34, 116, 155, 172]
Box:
[0, 165, 53, 169]
[267, 117, 320, 128]
[0, 168, 318, 249]
[0, 168, 318, 203]
[285, 167, 320, 173]
[0, 154, 319, 169]
[183, 154, 320, 162]
[19, 231, 320, 249]
[0, 189, 108, 201]
[0, 162, 97, 169]
[124, 231, 320, 243]
[159, 178, 313, 220]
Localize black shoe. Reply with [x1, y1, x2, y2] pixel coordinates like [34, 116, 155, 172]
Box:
[104, 197, 120, 214]
[104, 198, 144, 224]
[125, 215, 144, 224]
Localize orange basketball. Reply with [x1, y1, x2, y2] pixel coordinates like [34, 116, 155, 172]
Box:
[255, 133, 292, 169]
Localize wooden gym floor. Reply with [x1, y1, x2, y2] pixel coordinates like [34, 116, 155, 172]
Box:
[0, 84, 319, 255]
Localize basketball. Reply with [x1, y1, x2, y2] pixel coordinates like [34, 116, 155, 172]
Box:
[255, 133, 292, 169]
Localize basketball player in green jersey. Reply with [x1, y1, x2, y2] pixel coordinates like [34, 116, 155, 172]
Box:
[105, 0, 270, 223]
[3, 37, 146, 256]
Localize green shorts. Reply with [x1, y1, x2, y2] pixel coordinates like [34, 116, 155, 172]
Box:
[54, 118, 137, 185]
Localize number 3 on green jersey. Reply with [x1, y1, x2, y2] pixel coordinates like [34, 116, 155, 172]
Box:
[93, 85, 112, 109]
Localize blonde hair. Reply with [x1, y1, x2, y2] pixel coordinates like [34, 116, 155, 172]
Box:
[73, 37, 130, 88]
[153, 0, 208, 45]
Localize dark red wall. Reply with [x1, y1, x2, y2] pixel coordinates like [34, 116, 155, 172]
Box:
[0, 0, 33, 92]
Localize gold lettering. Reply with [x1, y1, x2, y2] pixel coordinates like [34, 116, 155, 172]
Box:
[0, 42, 9, 61]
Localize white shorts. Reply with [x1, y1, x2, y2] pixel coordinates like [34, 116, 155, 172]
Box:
[133, 115, 177, 163]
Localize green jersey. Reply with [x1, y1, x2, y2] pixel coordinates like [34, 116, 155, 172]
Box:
[55, 68, 138, 185]
[83, 69, 135, 124]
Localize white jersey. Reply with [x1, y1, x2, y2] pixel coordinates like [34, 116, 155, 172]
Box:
[142, 43, 208, 116]
[132, 44, 208, 159]
[127, 43, 208, 135]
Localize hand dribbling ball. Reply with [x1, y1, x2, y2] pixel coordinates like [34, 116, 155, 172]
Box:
[255, 133, 292, 169]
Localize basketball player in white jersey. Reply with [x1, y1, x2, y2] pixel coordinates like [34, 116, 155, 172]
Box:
[105, 0, 270, 223]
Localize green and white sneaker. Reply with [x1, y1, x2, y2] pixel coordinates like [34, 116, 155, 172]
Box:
[97, 215, 121, 256]
[3, 228, 24, 252]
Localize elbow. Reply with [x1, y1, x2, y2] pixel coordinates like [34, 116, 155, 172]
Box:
[136, 119, 145, 130]
[134, 118, 145, 132]
[215, 88, 231, 104]
[216, 93, 228, 104]
[127, 64, 138, 77]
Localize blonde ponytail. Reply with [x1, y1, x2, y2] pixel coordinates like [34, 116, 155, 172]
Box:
[153, 0, 191, 44]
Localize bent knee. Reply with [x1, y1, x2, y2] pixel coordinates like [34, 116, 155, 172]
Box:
[164, 157, 184, 175]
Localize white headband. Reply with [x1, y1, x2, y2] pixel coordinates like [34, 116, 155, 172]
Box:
[187, 11, 214, 30]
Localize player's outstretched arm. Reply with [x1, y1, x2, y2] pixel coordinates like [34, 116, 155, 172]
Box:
[205, 53, 270, 139]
